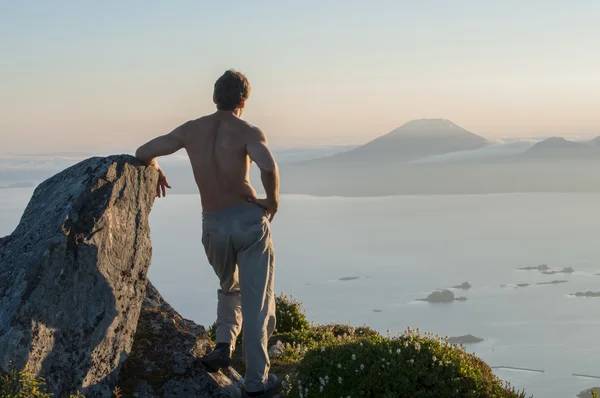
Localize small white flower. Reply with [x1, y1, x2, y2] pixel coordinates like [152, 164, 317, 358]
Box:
[338, 376, 343, 384]
[396, 348, 401, 354]
[432, 355, 437, 362]
[360, 364, 365, 370]
[351, 353, 356, 361]
[337, 363, 342, 369]
[319, 385, 323, 392]
[388, 349, 392, 354]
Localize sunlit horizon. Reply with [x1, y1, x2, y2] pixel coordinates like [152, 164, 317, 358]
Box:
[2, 1, 599, 153]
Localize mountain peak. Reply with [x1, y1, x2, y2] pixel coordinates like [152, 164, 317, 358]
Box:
[391, 119, 466, 135]
[305, 119, 489, 164]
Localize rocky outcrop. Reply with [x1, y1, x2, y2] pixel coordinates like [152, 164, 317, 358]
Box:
[118, 282, 244, 397]
[0, 155, 157, 397]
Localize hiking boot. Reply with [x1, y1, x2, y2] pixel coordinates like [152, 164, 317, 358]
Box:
[200, 343, 231, 373]
[242, 374, 280, 398]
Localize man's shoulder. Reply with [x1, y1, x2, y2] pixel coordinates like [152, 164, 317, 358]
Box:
[239, 121, 264, 137]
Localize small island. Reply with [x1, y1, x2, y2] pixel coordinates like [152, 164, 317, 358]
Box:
[573, 291, 600, 298]
[519, 264, 550, 271]
[339, 276, 360, 281]
[541, 266, 575, 275]
[537, 280, 568, 285]
[447, 334, 484, 345]
[419, 289, 467, 303]
[452, 281, 471, 289]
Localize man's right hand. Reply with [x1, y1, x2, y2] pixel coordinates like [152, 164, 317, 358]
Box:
[156, 169, 172, 198]
[249, 197, 278, 222]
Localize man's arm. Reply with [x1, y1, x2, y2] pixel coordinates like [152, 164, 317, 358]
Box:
[135, 121, 188, 197]
[246, 128, 280, 221]
[135, 122, 188, 169]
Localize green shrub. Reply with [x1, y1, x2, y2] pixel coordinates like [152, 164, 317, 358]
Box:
[271, 323, 381, 365]
[207, 320, 218, 342]
[275, 293, 310, 334]
[1, 363, 53, 398]
[0, 362, 123, 398]
[288, 327, 529, 398]
[204, 294, 531, 398]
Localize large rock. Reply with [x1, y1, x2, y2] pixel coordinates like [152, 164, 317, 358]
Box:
[0, 155, 157, 397]
[119, 282, 244, 397]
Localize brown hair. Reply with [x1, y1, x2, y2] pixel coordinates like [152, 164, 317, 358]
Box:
[213, 69, 251, 111]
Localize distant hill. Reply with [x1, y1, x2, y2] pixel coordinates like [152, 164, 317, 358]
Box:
[302, 119, 489, 164]
[591, 136, 600, 146]
[518, 137, 599, 161]
[528, 137, 582, 151]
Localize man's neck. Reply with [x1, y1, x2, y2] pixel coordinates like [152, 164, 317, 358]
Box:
[215, 109, 242, 118]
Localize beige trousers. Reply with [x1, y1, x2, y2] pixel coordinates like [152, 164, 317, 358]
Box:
[202, 203, 276, 392]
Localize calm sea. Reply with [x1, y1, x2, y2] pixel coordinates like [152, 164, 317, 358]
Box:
[2, 188, 599, 397]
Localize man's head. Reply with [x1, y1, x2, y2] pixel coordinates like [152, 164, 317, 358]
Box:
[213, 69, 251, 114]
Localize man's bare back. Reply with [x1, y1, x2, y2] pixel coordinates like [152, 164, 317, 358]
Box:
[184, 113, 262, 211]
[135, 110, 279, 217]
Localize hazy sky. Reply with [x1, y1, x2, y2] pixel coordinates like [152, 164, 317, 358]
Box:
[1, 1, 599, 152]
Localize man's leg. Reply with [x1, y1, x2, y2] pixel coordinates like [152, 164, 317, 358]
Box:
[236, 219, 276, 393]
[201, 230, 243, 370]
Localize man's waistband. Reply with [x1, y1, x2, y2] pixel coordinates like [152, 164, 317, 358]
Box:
[202, 202, 264, 221]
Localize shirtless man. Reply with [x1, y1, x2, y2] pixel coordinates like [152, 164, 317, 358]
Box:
[135, 70, 280, 397]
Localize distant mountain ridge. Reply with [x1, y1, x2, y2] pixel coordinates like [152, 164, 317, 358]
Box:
[278, 119, 600, 197]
